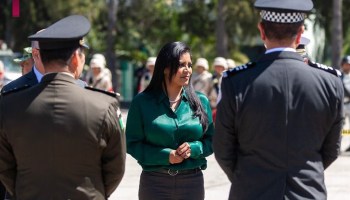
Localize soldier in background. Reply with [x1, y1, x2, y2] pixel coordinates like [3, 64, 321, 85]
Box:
[209, 57, 228, 121]
[13, 47, 34, 75]
[192, 57, 212, 97]
[226, 58, 236, 69]
[138, 57, 156, 93]
[296, 34, 311, 63]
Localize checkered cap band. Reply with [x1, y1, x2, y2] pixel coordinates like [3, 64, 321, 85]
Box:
[260, 10, 306, 23]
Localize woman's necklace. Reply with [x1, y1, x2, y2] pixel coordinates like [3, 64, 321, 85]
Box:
[169, 96, 181, 111]
[169, 97, 181, 103]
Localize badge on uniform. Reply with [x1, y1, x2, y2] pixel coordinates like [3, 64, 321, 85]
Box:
[117, 108, 125, 131]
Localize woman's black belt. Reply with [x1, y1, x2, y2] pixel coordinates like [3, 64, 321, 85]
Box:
[152, 168, 201, 176]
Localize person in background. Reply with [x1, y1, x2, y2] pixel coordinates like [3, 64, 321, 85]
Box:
[126, 41, 214, 200]
[213, 0, 343, 199]
[138, 57, 156, 93]
[0, 15, 126, 199]
[341, 56, 350, 151]
[0, 61, 10, 90]
[192, 57, 213, 97]
[1, 39, 45, 94]
[296, 34, 311, 63]
[226, 58, 236, 69]
[89, 56, 113, 91]
[296, 34, 341, 78]
[342, 57, 350, 102]
[0, 34, 47, 200]
[13, 47, 34, 75]
[91, 53, 112, 81]
[209, 56, 227, 122]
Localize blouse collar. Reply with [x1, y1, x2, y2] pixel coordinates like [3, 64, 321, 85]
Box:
[156, 87, 188, 104]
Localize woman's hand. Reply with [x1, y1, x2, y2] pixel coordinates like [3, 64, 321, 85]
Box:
[169, 150, 184, 164]
[176, 142, 191, 159]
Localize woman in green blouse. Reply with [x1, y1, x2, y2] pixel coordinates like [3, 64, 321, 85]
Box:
[126, 41, 214, 200]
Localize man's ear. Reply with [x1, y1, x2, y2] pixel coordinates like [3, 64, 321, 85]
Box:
[69, 50, 80, 70]
[295, 25, 305, 47]
[258, 22, 266, 41]
[32, 49, 41, 61]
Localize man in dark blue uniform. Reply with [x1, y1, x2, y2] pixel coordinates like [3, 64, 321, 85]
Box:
[0, 15, 126, 199]
[213, 0, 344, 199]
[1, 32, 86, 95]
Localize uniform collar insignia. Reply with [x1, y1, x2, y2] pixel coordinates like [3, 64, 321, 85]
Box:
[223, 62, 256, 78]
[308, 61, 342, 77]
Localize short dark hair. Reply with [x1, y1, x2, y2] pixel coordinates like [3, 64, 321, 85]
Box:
[40, 46, 83, 65]
[261, 20, 303, 41]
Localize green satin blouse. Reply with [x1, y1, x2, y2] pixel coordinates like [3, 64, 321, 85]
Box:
[126, 90, 214, 171]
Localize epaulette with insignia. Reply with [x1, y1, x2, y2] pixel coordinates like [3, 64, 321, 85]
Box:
[85, 86, 120, 98]
[1, 84, 31, 96]
[308, 61, 342, 77]
[223, 62, 256, 78]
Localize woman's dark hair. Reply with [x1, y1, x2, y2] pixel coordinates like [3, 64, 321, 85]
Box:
[145, 41, 209, 132]
[261, 20, 303, 41]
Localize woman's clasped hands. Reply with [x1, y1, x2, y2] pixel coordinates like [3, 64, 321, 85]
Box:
[169, 142, 191, 164]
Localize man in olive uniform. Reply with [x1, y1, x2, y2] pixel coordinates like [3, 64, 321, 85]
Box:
[213, 0, 344, 199]
[0, 15, 126, 199]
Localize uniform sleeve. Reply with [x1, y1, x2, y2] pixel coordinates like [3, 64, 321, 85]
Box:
[189, 94, 214, 159]
[213, 78, 238, 182]
[126, 98, 172, 166]
[101, 101, 126, 197]
[0, 98, 16, 195]
[321, 79, 344, 169]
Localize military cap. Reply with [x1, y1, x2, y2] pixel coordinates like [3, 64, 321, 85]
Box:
[254, 0, 313, 23]
[28, 15, 90, 50]
[342, 56, 350, 64]
[13, 47, 32, 63]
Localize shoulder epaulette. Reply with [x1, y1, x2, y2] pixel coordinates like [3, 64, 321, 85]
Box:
[223, 62, 256, 78]
[85, 86, 120, 98]
[308, 61, 342, 77]
[1, 84, 31, 96]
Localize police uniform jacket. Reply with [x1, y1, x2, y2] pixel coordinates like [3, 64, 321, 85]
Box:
[213, 51, 344, 200]
[0, 73, 126, 199]
[1, 68, 38, 93]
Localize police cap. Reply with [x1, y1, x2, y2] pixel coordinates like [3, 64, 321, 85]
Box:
[254, 0, 313, 23]
[28, 15, 90, 50]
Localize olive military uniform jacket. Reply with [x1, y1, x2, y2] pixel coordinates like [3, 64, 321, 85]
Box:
[213, 51, 344, 200]
[0, 68, 39, 199]
[0, 73, 126, 199]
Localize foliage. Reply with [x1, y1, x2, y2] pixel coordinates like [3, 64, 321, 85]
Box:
[0, 0, 350, 64]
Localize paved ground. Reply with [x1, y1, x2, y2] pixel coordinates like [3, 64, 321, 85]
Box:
[109, 153, 350, 200]
[111, 109, 350, 200]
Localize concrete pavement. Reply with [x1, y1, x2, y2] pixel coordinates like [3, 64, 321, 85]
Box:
[109, 153, 350, 200]
[112, 109, 350, 200]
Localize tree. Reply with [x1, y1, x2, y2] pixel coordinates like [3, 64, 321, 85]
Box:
[106, 0, 119, 91]
[216, 0, 228, 57]
[331, 0, 342, 68]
